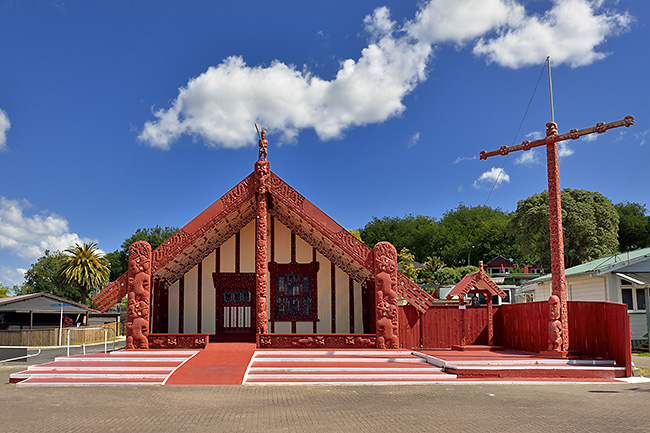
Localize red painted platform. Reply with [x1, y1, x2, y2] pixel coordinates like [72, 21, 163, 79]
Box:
[417, 348, 626, 380]
[10, 350, 198, 387]
[245, 350, 454, 384]
[165, 342, 256, 385]
[10, 345, 629, 387]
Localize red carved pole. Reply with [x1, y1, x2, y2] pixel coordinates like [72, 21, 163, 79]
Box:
[254, 158, 271, 335]
[373, 242, 399, 349]
[126, 241, 152, 350]
[545, 122, 569, 352]
[480, 115, 634, 356]
[486, 294, 494, 346]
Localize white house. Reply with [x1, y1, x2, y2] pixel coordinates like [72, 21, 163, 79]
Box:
[519, 247, 650, 346]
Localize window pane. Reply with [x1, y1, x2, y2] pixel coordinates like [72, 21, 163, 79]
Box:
[636, 289, 646, 311]
[621, 288, 634, 310]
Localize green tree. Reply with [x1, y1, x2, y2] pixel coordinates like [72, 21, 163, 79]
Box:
[397, 247, 420, 282]
[508, 189, 619, 268]
[0, 283, 18, 297]
[615, 201, 650, 251]
[359, 214, 438, 262]
[437, 204, 521, 267]
[106, 225, 179, 281]
[60, 242, 110, 305]
[19, 250, 80, 301]
[431, 267, 462, 286]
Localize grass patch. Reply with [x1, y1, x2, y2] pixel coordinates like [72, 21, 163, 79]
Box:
[632, 351, 650, 357]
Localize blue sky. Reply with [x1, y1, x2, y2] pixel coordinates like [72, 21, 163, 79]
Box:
[1, 0, 648, 286]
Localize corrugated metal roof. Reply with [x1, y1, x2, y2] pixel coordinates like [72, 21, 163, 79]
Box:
[530, 247, 650, 283]
[0, 293, 90, 313]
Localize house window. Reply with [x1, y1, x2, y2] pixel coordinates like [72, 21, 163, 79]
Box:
[620, 279, 646, 312]
[269, 261, 319, 322]
[275, 274, 313, 320]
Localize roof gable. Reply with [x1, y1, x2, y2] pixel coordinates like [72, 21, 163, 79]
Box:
[93, 166, 434, 313]
[0, 293, 90, 313]
[446, 264, 507, 300]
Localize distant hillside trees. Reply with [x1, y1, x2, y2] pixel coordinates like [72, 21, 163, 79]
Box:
[360, 189, 643, 272]
[360, 205, 523, 267]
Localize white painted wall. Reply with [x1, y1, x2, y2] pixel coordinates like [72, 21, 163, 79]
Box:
[165, 217, 365, 335]
[567, 276, 607, 301]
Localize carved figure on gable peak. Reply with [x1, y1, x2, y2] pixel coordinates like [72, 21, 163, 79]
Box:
[257, 125, 268, 160]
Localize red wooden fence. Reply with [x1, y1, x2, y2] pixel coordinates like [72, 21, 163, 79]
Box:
[400, 301, 631, 375]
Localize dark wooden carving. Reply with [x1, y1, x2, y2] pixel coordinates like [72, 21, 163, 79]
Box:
[257, 333, 377, 348]
[269, 261, 320, 322]
[148, 333, 208, 349]
[374, 242, 399, 349]
[126, 241, 152, 350]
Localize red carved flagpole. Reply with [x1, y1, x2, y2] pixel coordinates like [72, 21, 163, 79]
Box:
[254, 126, 270, 336]
[480, 60, 634, 355]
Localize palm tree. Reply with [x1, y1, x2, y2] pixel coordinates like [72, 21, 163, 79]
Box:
[60, 242, 110, 305]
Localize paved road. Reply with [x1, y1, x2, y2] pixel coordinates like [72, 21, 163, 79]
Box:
[1, 365, 649, 433]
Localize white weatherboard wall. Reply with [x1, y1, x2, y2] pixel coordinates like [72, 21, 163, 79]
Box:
[166, 218, 364, 334]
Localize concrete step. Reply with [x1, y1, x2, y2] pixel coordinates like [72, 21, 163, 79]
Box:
[245, 350, 456, 384]
[11, 349, 197, 387]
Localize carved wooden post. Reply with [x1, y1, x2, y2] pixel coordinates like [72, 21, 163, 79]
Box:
[373, 242, 399, 349]
[459, 296, 466, 347]
[126, 241, 152, 350]
[486, 293, 494, 346]
[254, 159, 270, 335]
[545, 122, 569, 353]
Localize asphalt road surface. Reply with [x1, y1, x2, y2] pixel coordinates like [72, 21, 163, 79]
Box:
[1, 365, 649, 433]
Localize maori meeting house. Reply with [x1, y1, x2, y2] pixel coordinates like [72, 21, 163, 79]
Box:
[85, 133, 634, 382]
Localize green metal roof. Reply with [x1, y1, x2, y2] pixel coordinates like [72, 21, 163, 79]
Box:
[530, 247, 650, 283]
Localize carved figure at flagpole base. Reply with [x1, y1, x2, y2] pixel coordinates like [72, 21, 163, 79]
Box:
[547, 294, 562, 352]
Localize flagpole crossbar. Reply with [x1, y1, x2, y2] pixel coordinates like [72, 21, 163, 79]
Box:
[480, 115, 634, 160]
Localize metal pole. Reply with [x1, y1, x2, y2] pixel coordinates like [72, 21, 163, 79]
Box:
[547, 56, 554, 123]
[58, 305, 63, 346]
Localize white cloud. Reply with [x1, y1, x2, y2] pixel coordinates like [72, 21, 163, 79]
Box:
[473, 167, 510, 189]
[514, 149, 540, 165]
[408, 0, 525, 44]
[139, 1, 631, 150]
[0, 266, 26, 287]
[582, 133, 599, 142]
[454, 155, 478, 164]
[0, 197, 92, 261]
[139, 7, 431, 150]
[635, 130, 649, 146]
[473, 0, 632, 68]
[407, 132, 420, 148]
[0, 109, 10, 151]
[558, 142, 574, 157]
[526, 131, 544, 141]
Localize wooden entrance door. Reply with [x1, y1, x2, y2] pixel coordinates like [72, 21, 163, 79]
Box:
[213, 273, 256, 338]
